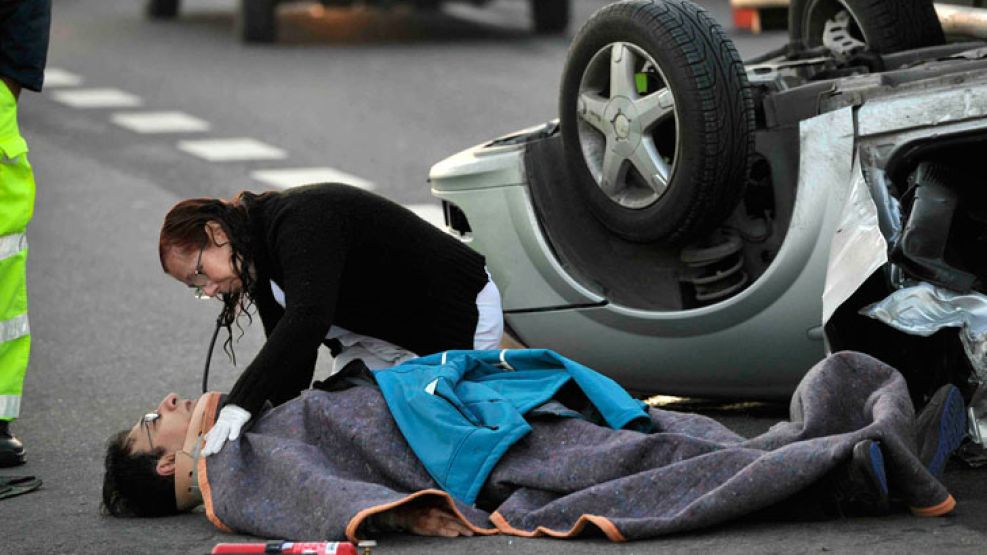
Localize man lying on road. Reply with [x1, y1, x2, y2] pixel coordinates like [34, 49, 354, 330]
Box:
[102, 350, 966, 541]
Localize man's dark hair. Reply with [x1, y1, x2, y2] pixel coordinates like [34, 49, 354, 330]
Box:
[100, 430, 180, 517]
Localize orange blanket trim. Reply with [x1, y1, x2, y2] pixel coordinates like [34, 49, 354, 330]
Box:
[196, 393, 233, 534]
[344, 489, 500, 543]
[489, 511, 626, 542]
[910, 494, 956, 517]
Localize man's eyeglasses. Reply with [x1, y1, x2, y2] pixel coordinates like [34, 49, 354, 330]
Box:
[141, 411, 160, 449]
[188, 247, 209, 299]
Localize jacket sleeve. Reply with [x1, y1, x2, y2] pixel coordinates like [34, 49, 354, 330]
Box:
[226, 211, 346, 416]
[248, 276, 319, 407]
[0, 0, 52, 92]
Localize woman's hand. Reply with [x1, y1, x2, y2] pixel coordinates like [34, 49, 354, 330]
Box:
[201, 404, 251, 456]
[392, 505, 475, 537]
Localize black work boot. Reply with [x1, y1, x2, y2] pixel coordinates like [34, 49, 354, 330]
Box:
[822, 439, 890, 517]
[915, 384, 967, 479]
[0, 420, 25, 467]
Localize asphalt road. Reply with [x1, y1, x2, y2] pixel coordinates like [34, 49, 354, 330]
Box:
[2, 0, 986, 553]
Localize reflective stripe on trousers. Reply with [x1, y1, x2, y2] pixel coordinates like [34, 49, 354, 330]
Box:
[0, 312, 28, 343]
[0, 239, 29, 419]
[0, 232, 26, 261]
[0, 394, 20, 420]
[0, 80, 34, 421]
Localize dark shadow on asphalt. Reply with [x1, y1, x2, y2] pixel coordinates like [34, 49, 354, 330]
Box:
[644, 397, 788, 440]
[648, 397, 789, 419]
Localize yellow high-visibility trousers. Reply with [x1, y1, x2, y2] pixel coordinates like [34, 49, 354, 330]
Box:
[0, 81, 35, 421]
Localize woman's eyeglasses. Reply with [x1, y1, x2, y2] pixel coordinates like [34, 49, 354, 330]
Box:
[188, 247, 209, 299]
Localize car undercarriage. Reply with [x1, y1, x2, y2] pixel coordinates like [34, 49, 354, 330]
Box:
[429, 0, 987, 463]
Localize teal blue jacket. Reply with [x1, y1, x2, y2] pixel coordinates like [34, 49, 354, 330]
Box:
[373, 349, 652, 504]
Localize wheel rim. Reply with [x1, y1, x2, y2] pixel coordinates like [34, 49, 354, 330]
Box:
[575, 42, 679, 210]
[804, 0, 866, 52]
[821, 9, 866, 54]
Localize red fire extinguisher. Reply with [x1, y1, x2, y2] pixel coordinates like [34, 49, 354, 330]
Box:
[211, 540, 376, 555]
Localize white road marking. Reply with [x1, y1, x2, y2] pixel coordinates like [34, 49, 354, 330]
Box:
[43, 68, 83, 88]
[177, 138, 287, 162]
[111, 111, 211, 134]
[405, 203, 446, 229]
[50, 88, 142, 108]
[251, 167, 376, 191]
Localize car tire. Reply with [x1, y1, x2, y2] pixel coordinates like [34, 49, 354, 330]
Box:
[240, 0, 278, 43]
[532, 0, 569, 34]
[798, 0, 945, 54]
[147, 0, 180, 18]
[559, 0, 754, 244]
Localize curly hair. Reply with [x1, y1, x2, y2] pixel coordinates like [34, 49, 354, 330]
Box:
[100, 430, 179, 518]
[159, 192, 268, 362]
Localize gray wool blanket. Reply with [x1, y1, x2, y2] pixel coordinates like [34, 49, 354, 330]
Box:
[198, 351, 951, 542]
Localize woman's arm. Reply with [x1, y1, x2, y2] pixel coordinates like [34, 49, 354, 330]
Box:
[252, 282, 317, 406]
[226, 210, 347, 416]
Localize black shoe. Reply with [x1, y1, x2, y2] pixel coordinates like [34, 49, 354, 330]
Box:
[823, 440, 890, 517]
[0, 421, 25, 468]
[915, 384, 966, 478]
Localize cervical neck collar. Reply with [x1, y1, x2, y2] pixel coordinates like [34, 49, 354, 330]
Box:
[174, 392, 218, 510]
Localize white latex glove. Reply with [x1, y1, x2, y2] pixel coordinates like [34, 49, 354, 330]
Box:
[201, 404, 251, 457]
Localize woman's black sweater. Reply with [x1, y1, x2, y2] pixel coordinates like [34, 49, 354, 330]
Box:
[226, 183, 489, 415]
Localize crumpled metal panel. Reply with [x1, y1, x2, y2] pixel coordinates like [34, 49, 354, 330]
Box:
[861, 282, 987, 450]
[822, 158, 888, 325]
[865, 167, 903, 247]
[860, 282, 987, 378]
[857, 81, 987, 137]
[964, 383, 987, 457]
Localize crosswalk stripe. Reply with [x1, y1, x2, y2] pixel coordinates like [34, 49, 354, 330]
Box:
[50, 88, 142, 108]
[177, 138, 287, 162]
[111, 111, 211, 134]
[43, 68, 83, 88]
[251, 167, 376, 191]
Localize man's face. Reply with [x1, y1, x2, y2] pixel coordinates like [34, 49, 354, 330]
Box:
[127, 393, 197, 457]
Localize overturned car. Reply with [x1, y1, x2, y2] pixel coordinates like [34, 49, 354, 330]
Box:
[428, 0, 987, 425]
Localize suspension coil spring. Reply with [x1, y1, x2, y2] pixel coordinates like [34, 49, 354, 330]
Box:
[679, 229, 749, 304]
